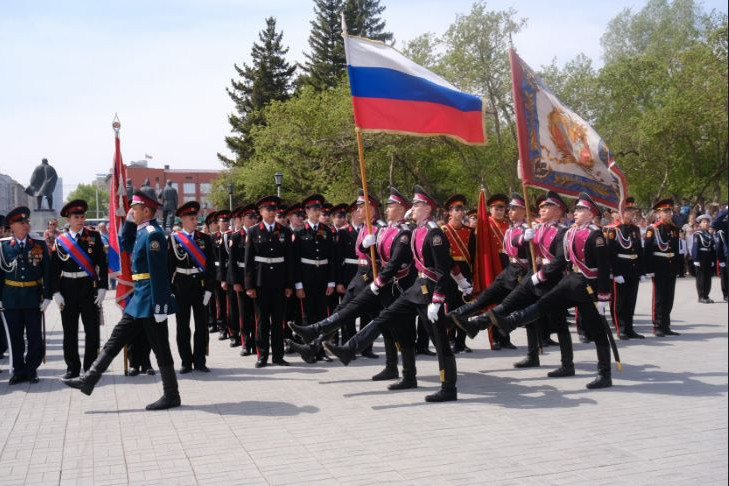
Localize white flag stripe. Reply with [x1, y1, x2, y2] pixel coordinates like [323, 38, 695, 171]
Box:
[345, 36, 457, 91]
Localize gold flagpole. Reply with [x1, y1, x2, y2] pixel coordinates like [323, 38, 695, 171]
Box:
[355, 129, 378, 278]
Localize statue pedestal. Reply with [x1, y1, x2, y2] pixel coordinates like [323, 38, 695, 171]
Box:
[30, 209, 58, 236]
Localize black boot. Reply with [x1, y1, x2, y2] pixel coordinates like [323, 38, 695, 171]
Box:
[547, 329, 574, 377]
[425, 354, 457, 402]
[586, 344, 612, 389]
[288, 322, 321, 343]
[653, 327, 665, 337]
[372, 336, 399, 381]
[286, 339, 319, 363]
[388, 346, 417, 390]
[513, 354, 540, 368]
[146, 365, 182, 410]
[449, 313, 489, 339]
[62, 349, 114, 396]
[626, 329, 644, 339]
[489, 304, 541, 336]
[446, 298, 486, 321]
[324, 319, 382, 366]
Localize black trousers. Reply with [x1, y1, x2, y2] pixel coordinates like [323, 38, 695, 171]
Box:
[416, 317, 433, 350]
[611, 276, 639, 334]
[214, 285, 227, 331]
[695, 262, 713, 299]
[61, 295, 100, 373]
[0, 316, 8, 356]
[128, 331, 152, 370]
[102, 313, 174, 370]
[226, 287, 239, 338]
[302, 282, 329, 325]
[254, 288, 286, 361]
[652, 275, 676, 330]
[236, 291, 256, 351]
[465, 274, 517, 347]
[175, 290, 209, 368]
[721, 265, 728, 298]
[3, 308, 43, 377]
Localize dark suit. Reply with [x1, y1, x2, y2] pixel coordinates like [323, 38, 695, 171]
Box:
[293, 222, 337, 325]
[606, 223, 643, 335]
[228, 228, 256, 353]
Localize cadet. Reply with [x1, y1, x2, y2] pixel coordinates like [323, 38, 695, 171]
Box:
[218, 210, 240, 347]
[63, 191, 180, 410]
[228, 204, 259, 356]
[204, 211, 220, 332]
[713, 210, 728, 301]
[244, 196, 294, 367]
[326, 186, 459, 402]
[0, 207, 52, 384]
[692, 214, 716, 303]
[644, 199, 681, 336]
[168, 201, 214, 373]
[212, 210, 233, 341]
[293, 195, 337, 328]
[52, 199, 108, 379]
[486, 194, 516, 349]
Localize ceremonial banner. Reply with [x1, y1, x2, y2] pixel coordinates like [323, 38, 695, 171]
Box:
[472, 190, 503, 294]
[509, 49, 627, 209]
[343, 34, 487, 145]
[109, 116, 133, 308]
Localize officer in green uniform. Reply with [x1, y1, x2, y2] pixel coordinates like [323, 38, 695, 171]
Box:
[63, 190, 181, 410]
[0, 207, 53, 384]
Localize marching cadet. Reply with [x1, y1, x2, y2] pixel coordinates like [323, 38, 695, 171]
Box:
[228, 204, 259, 356]
[52, 199, 108, 379]
[282, 202, 304, 349]
[441, 194, 476, 353]
[168, 201, 214, 373]
[213, 210, 233, 342]
[447, 193, 530, 347]
[221, 207, 243, 348]
[0, 207, 52, 384]
[326, 186, 459, 402]
[204, 211, 219, 332]
[331, 203, 360, 344]
[244, 195, 294, 367]
[606, 197, 645, 339]
[489, 193, 615, 389]
[486, 193, 516, 349]
[63, 190, 181, 410]
[293, 194, 337, 331]
[644, 199, 681, 336]
[692, 214, 716, 303]
[712, 209, 728, 301]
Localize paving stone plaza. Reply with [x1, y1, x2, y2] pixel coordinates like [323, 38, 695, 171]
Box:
[0, 278, 726, 485]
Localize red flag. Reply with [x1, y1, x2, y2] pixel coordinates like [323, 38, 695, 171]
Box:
[472, 190, 503, 349]
[109, 116, 133, 308]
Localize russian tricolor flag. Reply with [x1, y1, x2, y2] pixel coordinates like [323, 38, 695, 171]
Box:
[344, 35, 486, 145]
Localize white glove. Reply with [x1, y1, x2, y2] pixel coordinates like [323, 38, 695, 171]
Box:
[369, 282, 380, 295]
[40, 299, 51, 312]
[721, 262, 726, 268]
[693, 262, 700, 267]
[203, 290, 212, 306]
[524, 228, 535, 241]
[614, 275, 625, 284]
[53, 292, 65, 310]
[596, 300, 609, 315]
[639, 275, 647, 283]
[644, 273, 655, 278]
[362, 234, 376, 248]
[458, 279, 473, 296]
[154, 314, 167, 323]
[530, 273, 540, 286]
[0, 300, 3, 310]
[94, 289, 106, 306]
[427, 303, 441, 323]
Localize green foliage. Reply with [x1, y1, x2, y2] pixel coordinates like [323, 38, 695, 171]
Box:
[343, 0, 393, 42]
[66, 183, 109, 219]
[218, 17, 296, 167]
[300, 0, 347, 91]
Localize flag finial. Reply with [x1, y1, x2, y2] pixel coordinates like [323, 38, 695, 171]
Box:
[112, 113, 121, 134]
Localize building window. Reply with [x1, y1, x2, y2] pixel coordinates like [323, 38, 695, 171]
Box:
[199, 183, 211, 194]
[183, 183, 196, 194]
[184, 194, 197, 203]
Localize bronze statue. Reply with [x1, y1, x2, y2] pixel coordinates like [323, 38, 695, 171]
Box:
[160, 180, 178, 231]
[25, 158, 59, 210]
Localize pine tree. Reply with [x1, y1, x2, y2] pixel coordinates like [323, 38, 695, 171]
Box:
[218, 17, 296, 167]
[343, 0, 393, 42]
[300, 0, 346, 91]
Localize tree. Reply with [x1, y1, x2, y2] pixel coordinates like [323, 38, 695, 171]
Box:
[300, 0, 346, 91]
[218, 17, 296, 167]
[66, 183, 109, 219]
[343, 0, 393, 42]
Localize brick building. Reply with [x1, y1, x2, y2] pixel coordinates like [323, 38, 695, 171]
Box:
[124, 161, 220, 217]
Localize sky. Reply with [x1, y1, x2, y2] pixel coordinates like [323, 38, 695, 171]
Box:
[1, 0, 726, 199]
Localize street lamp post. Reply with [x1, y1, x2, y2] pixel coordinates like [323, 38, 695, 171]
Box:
[274, 172, 283, 198]
[227, 183, 234, 211]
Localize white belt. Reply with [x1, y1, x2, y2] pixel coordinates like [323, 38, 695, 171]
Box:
[617, 254, 638, 260]
[654, 252, 675, 258]
[541, 258, 552, 264]
[214, 261, 220, 266]
[61, 271, 89, 279]
[237, 262, 246, 268]
[344, 258, 360, 265]
[510, 258, 528, 264]
[358, 258, 370, 266]
[301, 258, 328, 266]
[175, 267, 200, 275]
[255, 256, 285, 264]
[699, 248, 711, 252]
